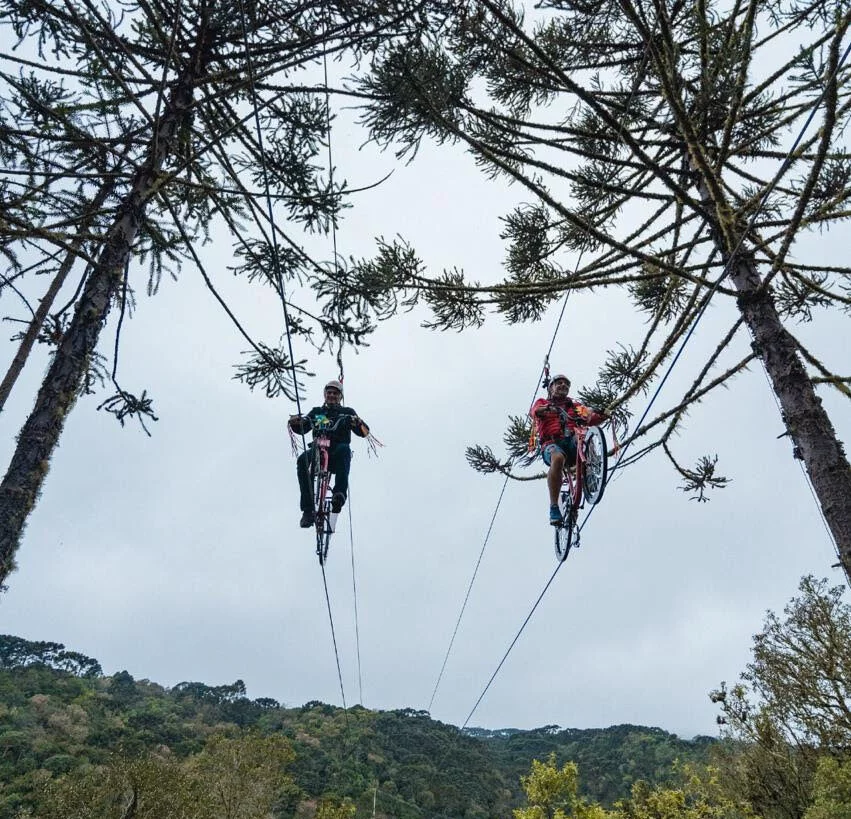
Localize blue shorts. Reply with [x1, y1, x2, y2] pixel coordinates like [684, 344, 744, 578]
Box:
[542, 435, 577, 467]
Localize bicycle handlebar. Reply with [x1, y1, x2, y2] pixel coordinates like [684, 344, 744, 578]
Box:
[309, 414, 356, 434]
[539, 403, 606, 427]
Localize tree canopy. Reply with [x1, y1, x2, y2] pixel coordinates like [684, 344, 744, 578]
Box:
[338, 0, 851, 574]
[0, 0, 440, 586]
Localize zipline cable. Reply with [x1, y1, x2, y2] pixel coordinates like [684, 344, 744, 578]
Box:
[426, 286, 573, 713]
[237, 0, 348, 714]
[235, 1, 307, 438]
[321, 26, 342, 302]
[428, 26, 656, 716]
[321, 17, 365, 706]
[460, 32, 851, 727]
[320, 561, 350, 719]
[347, 491, 365, 704]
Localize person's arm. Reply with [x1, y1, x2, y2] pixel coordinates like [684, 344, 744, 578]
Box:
[530, 398, 555, 418]
[288, 408, 315, 434]
[574, 402, 608, 427]
[348, 408, 369, 437]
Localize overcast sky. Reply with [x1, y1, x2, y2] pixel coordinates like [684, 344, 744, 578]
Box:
[1, 21, 849, 741]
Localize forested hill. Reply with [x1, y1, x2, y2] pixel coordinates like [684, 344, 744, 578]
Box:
[0, 635, 711, 818]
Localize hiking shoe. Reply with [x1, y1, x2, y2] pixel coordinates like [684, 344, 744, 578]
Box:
[300, 510, 315, 528]
[331, 493, 345, 513]
[549, 505, 562, 526]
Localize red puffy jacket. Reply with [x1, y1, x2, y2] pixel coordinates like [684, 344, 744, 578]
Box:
[530, 397, 605, 444]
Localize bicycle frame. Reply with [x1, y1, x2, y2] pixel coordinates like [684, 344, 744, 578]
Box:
[558, 425, 590, 529]
[308, 415, 348, 564]
[553, 421, 607, 562]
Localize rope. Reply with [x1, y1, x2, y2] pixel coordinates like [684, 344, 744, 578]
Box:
[459, 28, 851, 728]
[799, 460, 843, 565]
[320, 561, 350, 725]
[236, 0, 351, 715]
[427, 284, 574, 713]
[321, 22, 341, 305]
[428, 21, 654, 715]
[462, 562, 561, 728]
[321, 12, 365, 705]
[236, 0, 306, 452]
[348, 489, 365, 704]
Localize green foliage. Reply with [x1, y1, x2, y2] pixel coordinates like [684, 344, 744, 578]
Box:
[613, 764, 754, 819]
[190, 732, 295, 819]
[676, 456, 730, 503]
[710, 576, 851, 819]
[514, 753, 584, 819]
[315, 796, 357, 819]
[0, 635, 101, 677]
[511, 757, 752, 819]
[476, 725, 713, 808]
[805, 757, 851, 819]
[32, 753, 208, 819]
[712, 576, 851, 750]
[349, 0, 851, 517]
[0, 636, 714, 819]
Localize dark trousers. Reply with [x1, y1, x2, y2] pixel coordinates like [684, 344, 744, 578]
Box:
[297, 443, 352, 511]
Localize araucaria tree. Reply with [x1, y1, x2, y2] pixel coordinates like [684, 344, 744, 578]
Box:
[342, 0, 851, 576]
[0, 0, 431, 587]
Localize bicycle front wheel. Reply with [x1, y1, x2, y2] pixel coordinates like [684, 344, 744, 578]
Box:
[311, 447, 331, 564]
[554, 488, 575, 562]
[316, 523, 331, 565]
[582, 426, 608, 505]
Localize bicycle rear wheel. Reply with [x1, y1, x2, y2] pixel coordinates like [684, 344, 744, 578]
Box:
[554, 487, 575, 562]
[582, 426, 608, 505]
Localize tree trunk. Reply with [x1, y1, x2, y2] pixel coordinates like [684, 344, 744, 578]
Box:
[694, 179, 851, 581]
[0, 15, 214, 588]
[0, 184, 114, 414]
[726, 252, 851, 581]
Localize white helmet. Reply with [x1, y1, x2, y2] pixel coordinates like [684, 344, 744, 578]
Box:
[548, 373, 570, 393]
[324, 379, 343, 395]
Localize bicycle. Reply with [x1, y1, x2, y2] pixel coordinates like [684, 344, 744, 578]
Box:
[552, 419, 608, 562]
[307, 414, 353, 565]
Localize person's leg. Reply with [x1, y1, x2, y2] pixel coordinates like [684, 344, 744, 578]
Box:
[297, 448, 314, 511]
[547, 449, 566, 506]
[329, 443, 352, 509]
[297, 447, 316, 527]
[542, 444, 566, 524]
[564, 434, 578, 468]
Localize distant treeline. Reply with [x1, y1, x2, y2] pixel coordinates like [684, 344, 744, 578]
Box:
[0, 634, 710, 818]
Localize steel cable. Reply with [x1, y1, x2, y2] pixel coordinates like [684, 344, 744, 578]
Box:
[236, 0, 349, 712]
[459, 32, 851, 726]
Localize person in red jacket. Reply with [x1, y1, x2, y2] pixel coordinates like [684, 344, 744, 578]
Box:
[530, 374, 607, 525]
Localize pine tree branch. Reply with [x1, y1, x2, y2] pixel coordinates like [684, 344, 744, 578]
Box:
[794, 339, 851, 401]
